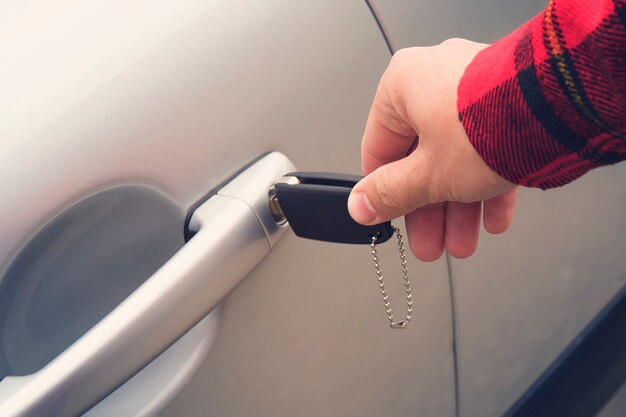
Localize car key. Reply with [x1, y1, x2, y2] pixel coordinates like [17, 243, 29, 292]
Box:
[269, 172, 413, 329]
[269, 172, 393, 244]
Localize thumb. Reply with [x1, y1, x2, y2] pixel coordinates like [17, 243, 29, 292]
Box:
[348, 155, 430, 225]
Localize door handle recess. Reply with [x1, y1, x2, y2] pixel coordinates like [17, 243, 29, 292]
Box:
[0, 152, 295, 417]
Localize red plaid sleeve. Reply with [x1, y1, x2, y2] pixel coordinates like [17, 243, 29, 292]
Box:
[458, 0, 626, 189]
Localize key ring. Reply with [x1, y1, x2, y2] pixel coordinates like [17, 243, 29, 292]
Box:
[370, 226, 413, 329]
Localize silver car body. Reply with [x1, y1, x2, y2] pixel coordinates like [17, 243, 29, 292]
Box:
[0, 1, 624, 416]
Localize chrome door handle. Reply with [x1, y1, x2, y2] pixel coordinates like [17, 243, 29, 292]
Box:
[0, 152, 295, 417]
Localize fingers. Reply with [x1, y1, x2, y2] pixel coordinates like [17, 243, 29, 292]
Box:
[351, 58, 425, 226]
[405, 203, 445, 261]
[348, 153, 429, 225]
[361, 108, 417, 175]
[361, 53, 418, 176]
[445, 201, 481, 259]
[483, 187, 519, 234]
[404, 191, 515, 261]
[352, 49, 436, 226]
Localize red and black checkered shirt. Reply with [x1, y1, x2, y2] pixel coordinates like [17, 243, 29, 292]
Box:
[458, 0, 626, 189]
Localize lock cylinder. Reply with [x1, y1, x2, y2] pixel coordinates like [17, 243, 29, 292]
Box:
[268, 176, 300, 225]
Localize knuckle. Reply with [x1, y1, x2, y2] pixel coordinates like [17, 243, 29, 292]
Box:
[390, 47, 411, 64]
[438, 37, 466, 48]
[388, 47, 418, 79]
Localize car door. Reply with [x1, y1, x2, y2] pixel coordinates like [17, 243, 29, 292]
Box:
[369, 1, 626, 417]
[0, 1, 455, 416]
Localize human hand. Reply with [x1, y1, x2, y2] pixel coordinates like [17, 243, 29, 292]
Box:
[348, 39, 518, 261]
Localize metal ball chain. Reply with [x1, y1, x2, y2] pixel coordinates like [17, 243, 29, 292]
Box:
[370, 226, 413, 329]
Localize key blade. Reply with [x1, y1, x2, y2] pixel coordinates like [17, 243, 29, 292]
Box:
[287, 172, 363, 189]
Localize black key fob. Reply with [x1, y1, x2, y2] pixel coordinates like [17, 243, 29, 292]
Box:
[270, 172, 394, 244]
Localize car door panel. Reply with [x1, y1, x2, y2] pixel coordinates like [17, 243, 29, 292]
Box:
[451, 165, 626, 417]
[369, 2, 626, 416]
[1, 1, 456, 416]
[156, 2, 456, 416]
[368, 0, 546, 49]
